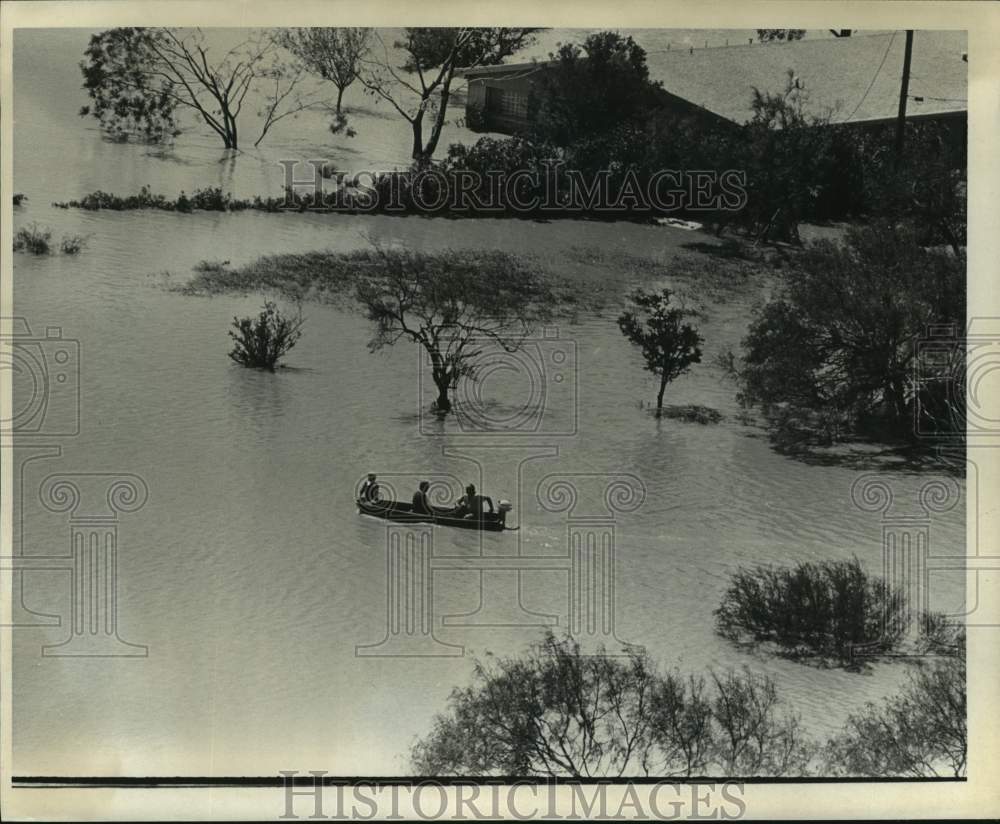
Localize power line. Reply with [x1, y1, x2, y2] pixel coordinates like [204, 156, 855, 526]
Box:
[841, 31, 897, 122]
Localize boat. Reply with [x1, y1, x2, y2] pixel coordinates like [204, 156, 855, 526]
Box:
[356, 497, 513, 532]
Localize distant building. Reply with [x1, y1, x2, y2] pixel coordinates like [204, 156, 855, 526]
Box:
[461, 30, 967, 138]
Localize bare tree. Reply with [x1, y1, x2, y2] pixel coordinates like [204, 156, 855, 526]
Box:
[824, 650, 966, 777]
[411, 633, 815, 777]
[709, 668, 813, 776]
[81, 27, 324, 149]
[357, 28, 539, 164]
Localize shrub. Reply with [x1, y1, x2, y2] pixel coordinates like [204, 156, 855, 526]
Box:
[193, 259, 230, 274]
[823, 647, 966, 776]
[411, 632, 814, 777]
[59, 234, 87, 254]
[729, 223, 965, 444]
[228, 301, 304, 371]
[656, 404, 723, 424]
[714, 557, 910, 662]
[13, 223, 52, 254]
[13, 193, 27, 206]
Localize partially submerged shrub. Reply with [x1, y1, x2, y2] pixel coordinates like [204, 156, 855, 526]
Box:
[656, 404, 723, 424]
[13, 223, 52, 254]
[59, 234, 87, 254]
[715, 557, 910, 662]
[228, 301, 304, 370]
[193, 259, 231, 274]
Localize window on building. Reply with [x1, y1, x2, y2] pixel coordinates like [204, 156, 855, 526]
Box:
[489, 88, 528, 120]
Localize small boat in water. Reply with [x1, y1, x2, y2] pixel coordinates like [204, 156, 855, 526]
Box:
[356, 498, 513, 532]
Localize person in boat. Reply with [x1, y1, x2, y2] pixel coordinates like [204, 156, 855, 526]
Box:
[454, 483, 493, 520]
[411, 480, 432, 515]
[359, 473, 380, 503]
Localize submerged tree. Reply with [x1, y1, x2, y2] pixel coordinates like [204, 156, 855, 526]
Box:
[357, 28, 539, 164]
[618, 288, 703, 412]
[353, 244, 564, 414]
[729, 222, 965, 442]
[80, 27, 321, 148]
[274, 27, 372, 114]
[228, 301, 304, 370]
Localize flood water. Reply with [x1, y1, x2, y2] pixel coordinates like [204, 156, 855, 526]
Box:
[11, 29, 964, 776]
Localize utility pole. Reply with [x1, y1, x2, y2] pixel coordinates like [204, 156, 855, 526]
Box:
[895, 30, 914, 162]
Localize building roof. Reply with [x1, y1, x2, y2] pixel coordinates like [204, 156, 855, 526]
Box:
[463, 30, 968, 126]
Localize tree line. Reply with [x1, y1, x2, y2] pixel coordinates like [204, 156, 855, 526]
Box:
[411, 630, 965, 778]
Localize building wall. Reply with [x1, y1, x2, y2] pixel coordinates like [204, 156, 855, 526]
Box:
[466, 72, 539, 134]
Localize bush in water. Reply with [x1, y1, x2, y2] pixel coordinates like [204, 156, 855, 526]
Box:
[714, 556, 912, 662]
[13, 223, 52, 254]
[228, 301, 304, 371]
[60, 234, 87, 254]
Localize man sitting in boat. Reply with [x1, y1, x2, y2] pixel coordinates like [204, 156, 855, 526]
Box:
[359, 473, 380, 502]
[454, 483, 494, 520]
[411, 480, 432, 515]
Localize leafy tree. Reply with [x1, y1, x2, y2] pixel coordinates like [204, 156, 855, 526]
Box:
[410, 632, 814, 777]
[860, 120, 967, 254]
[80, 28, 320, 149]
[824, 648, 966, 776]
[353, 244, 565, 414]
[228, 301, 304, 370]
[730, 222, 964, 442]
[529, 31, 665, 153]
[756, 29, 807, 42]
[357, 28, 539, 164]
[618, 288, 703, 411]
[274, 28, 371, 114]
[78, 28, 179, 142]
[732, 71, 835, 243]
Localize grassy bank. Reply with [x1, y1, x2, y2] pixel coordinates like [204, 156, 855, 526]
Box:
[178, 236, 771, 316]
